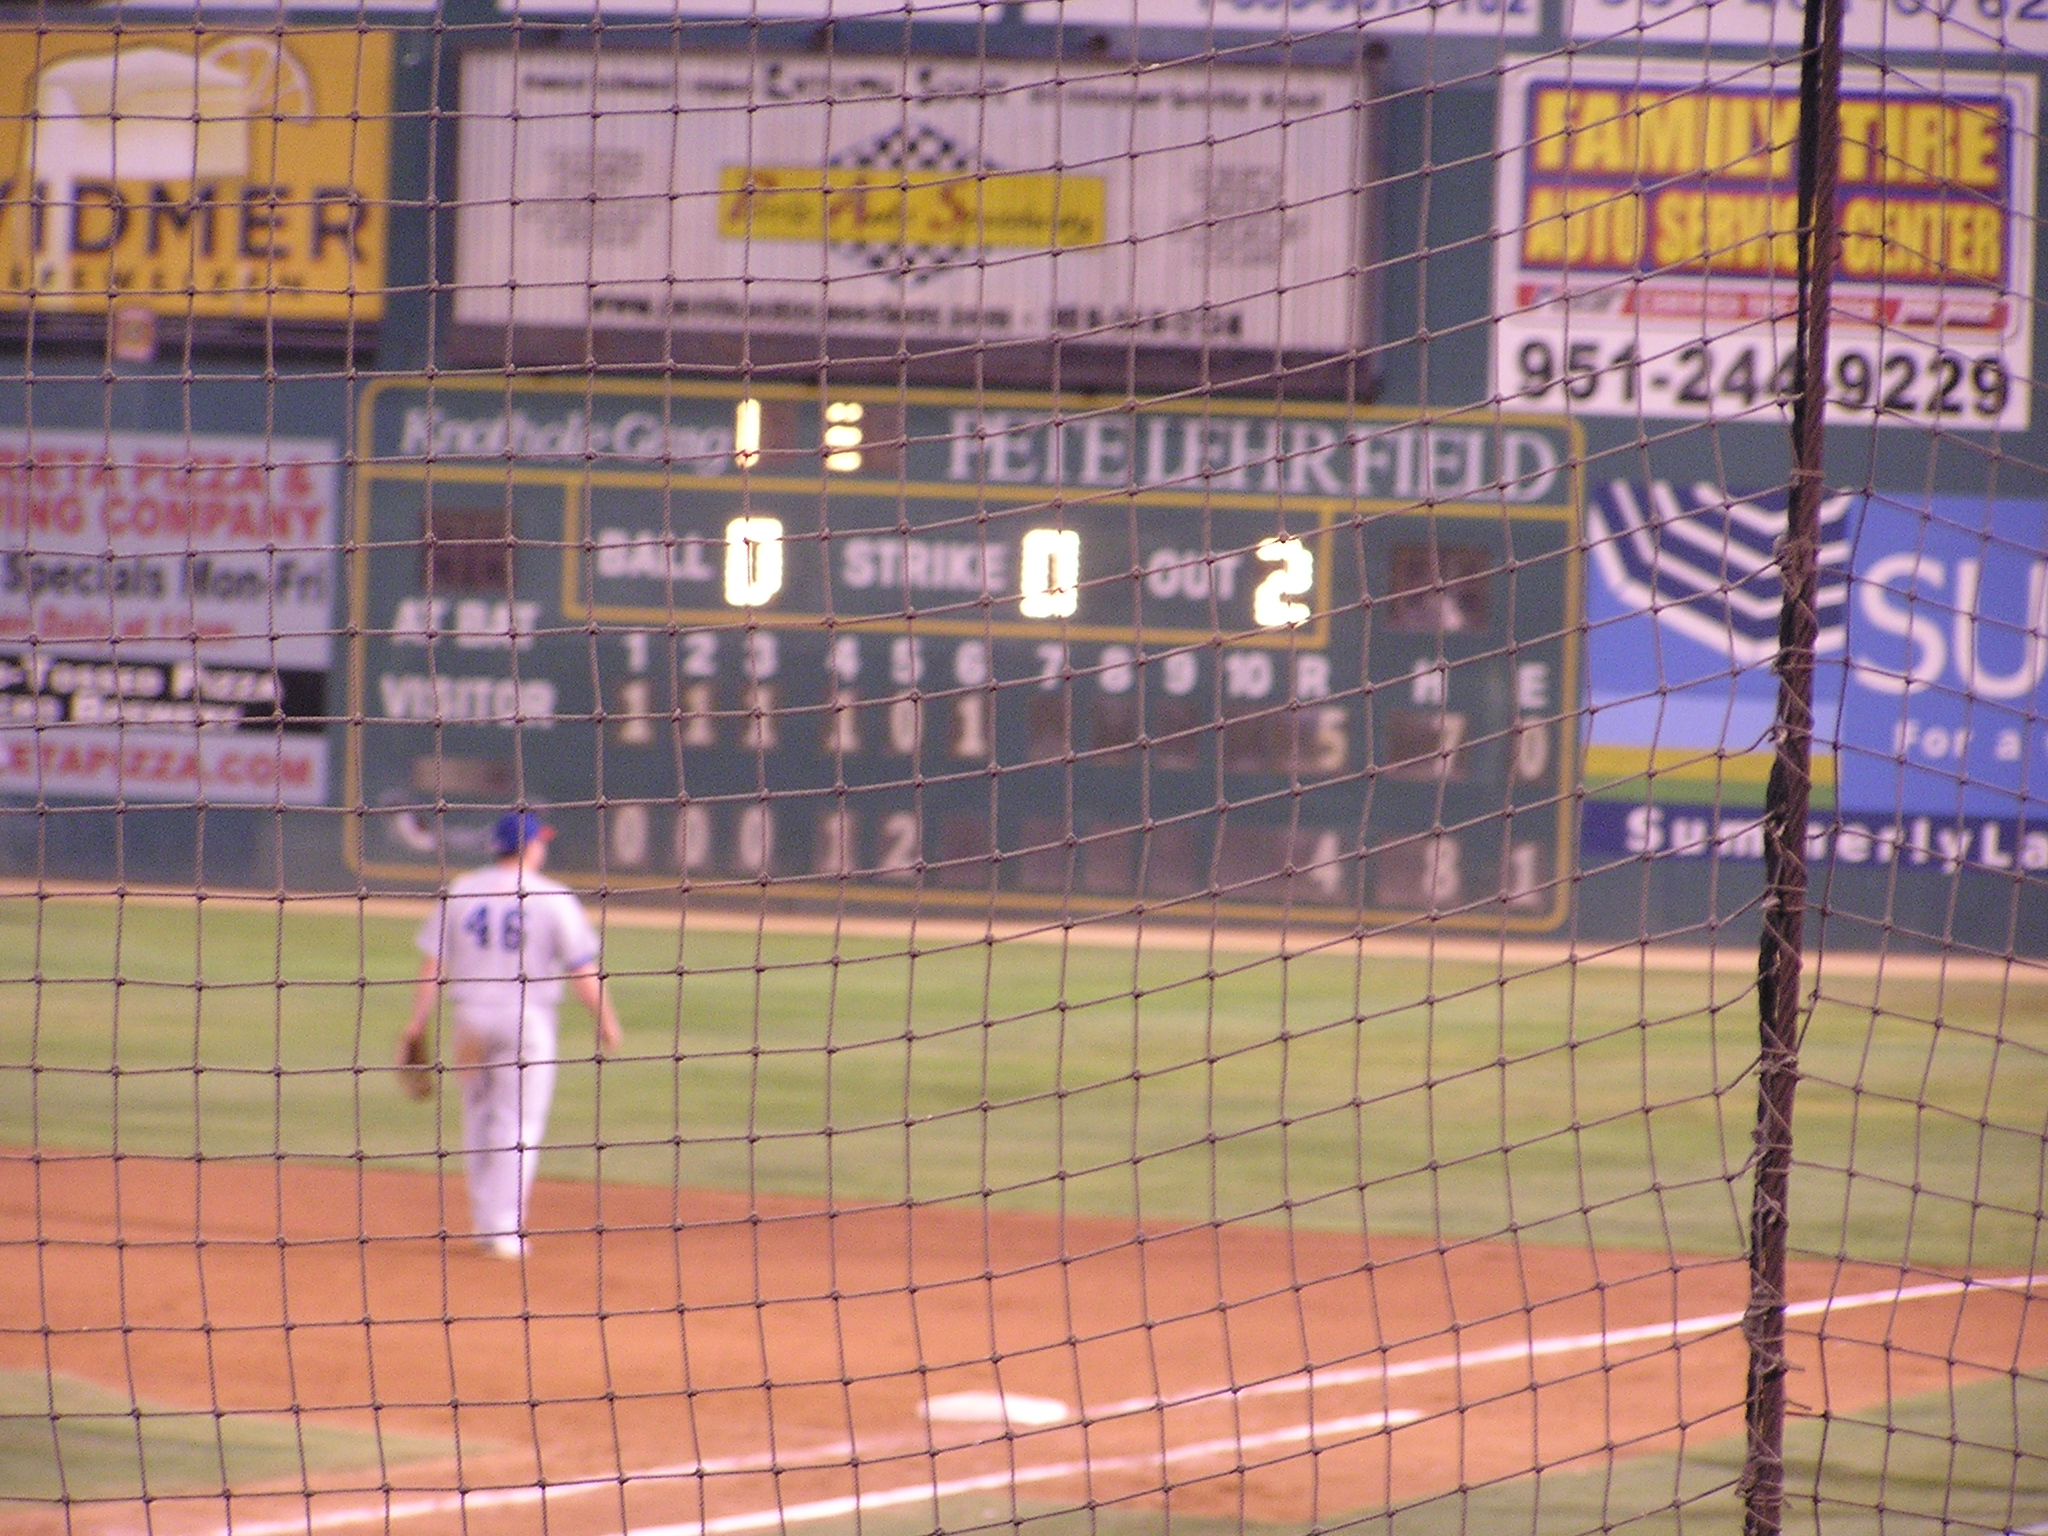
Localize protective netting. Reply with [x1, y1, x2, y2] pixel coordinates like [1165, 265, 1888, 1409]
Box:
[0, 4, 2043, 1536]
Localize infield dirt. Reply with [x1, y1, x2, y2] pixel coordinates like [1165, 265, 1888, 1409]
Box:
[4, 1151, 2043, 1536]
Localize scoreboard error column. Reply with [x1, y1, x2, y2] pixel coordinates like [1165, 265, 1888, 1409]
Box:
[347, 380, 1582, 933]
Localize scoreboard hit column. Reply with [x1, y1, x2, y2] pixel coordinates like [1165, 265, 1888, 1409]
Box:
[349, 381, 1582, 931]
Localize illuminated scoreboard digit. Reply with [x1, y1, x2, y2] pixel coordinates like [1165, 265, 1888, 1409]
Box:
[349, 380, 1583, 930]
[572, 396, 1331, 645]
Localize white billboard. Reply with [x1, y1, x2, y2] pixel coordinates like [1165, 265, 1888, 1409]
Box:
[0, 429, 339, 805]
[454, 50, 1374, 367]
[1564, 0, 2047, 55]
[496, 0, 1536, 36]
[1491, 57, 2037, 430]
[1040, 0, 1536, 34]
[498, 0, 999, 14]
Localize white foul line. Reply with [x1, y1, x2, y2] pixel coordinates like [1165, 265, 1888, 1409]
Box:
[203, 1439, 881, 1536]
[201, 1272, 2045, 1536]
[622, 1410, 1422, 1536]
[1092, 1272, 2048, 1417]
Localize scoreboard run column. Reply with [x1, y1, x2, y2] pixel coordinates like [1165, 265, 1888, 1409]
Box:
[348, 381, 1582, 932]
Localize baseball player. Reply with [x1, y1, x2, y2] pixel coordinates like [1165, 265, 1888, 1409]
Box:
[399, 810, 622, 1259]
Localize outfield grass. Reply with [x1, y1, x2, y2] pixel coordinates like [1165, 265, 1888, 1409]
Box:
[3, 891, 2042, 1273]
[0, 1369, 451, 1505]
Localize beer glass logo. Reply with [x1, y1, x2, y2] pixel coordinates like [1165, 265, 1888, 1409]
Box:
[15, 38, 314, 286]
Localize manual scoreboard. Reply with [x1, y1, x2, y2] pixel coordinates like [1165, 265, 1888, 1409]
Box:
[349, 380, 1581, 931]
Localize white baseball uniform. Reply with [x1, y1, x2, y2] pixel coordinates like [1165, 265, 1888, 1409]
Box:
[417, 865, 603, 1245]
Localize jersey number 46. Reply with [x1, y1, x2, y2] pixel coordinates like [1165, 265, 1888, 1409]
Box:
[464, 905, 524, 950]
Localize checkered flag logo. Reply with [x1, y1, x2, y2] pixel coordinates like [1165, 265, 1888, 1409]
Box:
[1588, 478, 1853, 667]
[829, 123, 980, 283]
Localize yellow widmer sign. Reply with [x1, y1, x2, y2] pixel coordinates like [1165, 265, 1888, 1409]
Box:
[718, 166, 1105, 249]
[0, 30, 392, 322]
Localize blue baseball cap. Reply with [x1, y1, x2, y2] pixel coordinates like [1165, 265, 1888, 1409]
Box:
[491, 811, 555, 858]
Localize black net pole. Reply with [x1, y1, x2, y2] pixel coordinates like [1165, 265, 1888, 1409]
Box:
[1743, 0, 1846, 1531]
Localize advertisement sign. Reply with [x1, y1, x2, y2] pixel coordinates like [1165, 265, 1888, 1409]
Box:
[1565, 0, 2048, 56]
[0, 30, 392, 325]
[1040, 0, 1537, 32]
[454, 51, 1372, 367]
[500, 0, 1533, 30]
[1582, 476, 2048, 870]
[500, 0, 1005, 14]
[0, 429, 340, 805]
[1492, 58, 2036, 430]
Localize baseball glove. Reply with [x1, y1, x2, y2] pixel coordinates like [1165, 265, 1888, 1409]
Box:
[397, 1033, 435, 1102]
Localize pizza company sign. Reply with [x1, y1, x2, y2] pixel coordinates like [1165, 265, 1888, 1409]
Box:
[0, 30, 392, 322]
